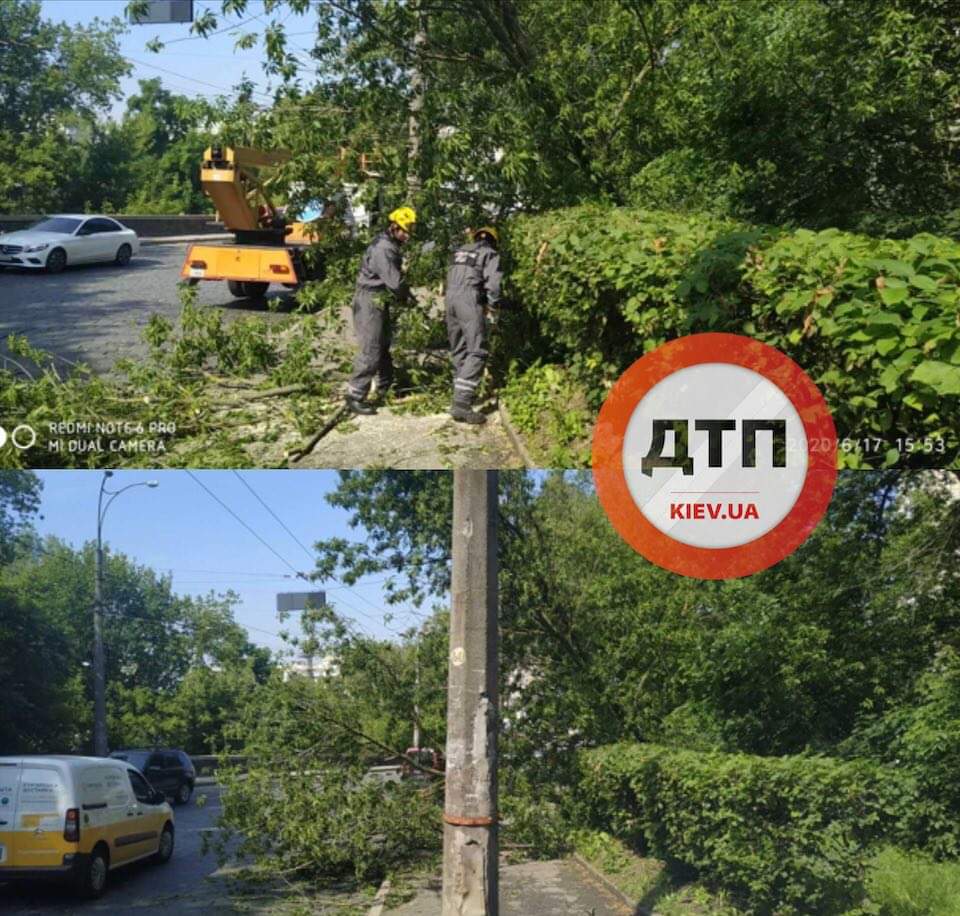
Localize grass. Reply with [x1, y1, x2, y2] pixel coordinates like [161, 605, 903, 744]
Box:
[865, 847, 960, 916]
[571, 830, 738, 915]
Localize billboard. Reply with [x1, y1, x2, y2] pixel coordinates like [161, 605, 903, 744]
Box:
[129, 1, 195, 24]
[276, 591, 327, 614]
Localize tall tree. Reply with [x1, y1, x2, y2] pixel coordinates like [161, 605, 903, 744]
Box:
[0, 0, 128, 211]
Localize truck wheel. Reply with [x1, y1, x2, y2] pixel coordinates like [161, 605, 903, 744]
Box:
[228, 280, 246, 297]
[242, 281, 269, 298]
[76, 846, 109, 899]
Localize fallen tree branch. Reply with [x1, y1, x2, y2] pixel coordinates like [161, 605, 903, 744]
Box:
[288, 404, 349, 463]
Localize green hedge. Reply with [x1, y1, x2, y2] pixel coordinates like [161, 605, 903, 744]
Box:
[578, 742, 915, 914]
[503, 206, 960, 468]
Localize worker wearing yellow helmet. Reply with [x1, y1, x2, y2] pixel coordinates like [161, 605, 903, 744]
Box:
[345, 206, 418, 414]
[444, 225, 505, 424]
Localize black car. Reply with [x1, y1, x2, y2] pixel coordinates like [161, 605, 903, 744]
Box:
[110, 748, 196, 805]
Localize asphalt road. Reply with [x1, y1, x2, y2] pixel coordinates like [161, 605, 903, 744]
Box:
[0, 245, 297, 376]
[0, 786, 233, 915]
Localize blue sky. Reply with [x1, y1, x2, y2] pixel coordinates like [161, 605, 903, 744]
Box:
[41, 0, 320, 118]
[32, 470, 436, 653]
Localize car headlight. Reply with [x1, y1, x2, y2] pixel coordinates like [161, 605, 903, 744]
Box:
[23, 243, 50, 253]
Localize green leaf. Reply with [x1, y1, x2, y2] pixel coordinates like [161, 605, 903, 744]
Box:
[879, 286, 909, 306]
[875, 338, 899, 356]
[909, 274, 938, 291]
[909, 361, 960, 396]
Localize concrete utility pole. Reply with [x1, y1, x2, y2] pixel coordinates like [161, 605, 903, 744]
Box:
[94, 473, 158, 757]
[442, 470, 499, 916]
[406, 0, 427, 199]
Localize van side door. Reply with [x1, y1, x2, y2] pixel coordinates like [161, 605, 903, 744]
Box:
[118, 770, 162, 863]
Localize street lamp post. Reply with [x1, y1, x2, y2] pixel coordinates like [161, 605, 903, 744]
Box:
[93, 472, 158, 757]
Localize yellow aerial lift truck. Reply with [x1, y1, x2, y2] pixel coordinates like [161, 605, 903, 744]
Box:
[180, 145, 330, 298]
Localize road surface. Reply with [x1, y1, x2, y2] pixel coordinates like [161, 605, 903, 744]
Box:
[0, 246, 296, 375]
[0, 786, 233, 915]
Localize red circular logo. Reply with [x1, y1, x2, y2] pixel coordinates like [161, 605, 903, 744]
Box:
[592, 333, 837, 579]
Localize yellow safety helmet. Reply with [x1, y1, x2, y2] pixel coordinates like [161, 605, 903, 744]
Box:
[473, 225, 499, 245]
[389, 206, 417, 232]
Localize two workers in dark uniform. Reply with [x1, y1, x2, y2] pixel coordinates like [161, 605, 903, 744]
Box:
[345, 212, 506, 425]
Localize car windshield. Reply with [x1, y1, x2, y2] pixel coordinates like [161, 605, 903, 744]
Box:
[26, 217, 82, 235]
[111, 750, 151, 770]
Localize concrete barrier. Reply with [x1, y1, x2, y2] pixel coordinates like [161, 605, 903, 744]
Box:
[0, 214, 224, 238]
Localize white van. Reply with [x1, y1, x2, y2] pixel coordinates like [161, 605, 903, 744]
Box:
[0, 756, 174, 898]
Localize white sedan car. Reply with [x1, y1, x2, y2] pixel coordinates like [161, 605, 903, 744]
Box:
[0, 214, 140, 273]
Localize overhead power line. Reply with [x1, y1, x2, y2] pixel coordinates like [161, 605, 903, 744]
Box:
[184, 470, 308, 581]
[232, 470, 317, 562]
[228, 471, 414, 638]
[126, 55, 275, 98]
[153, 9, 263, 45]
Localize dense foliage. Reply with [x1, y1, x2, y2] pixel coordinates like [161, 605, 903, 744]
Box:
[579, 743, 911, 914]
[500, 207, 960, 467]
[165, 0, 959, 238]
[0, 1, 229, 214]
[209, 625, 449, 883]
[0, 472, 272, 754]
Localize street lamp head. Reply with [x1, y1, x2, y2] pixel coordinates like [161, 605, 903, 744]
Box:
[147, 481, 159, 488]
[104, 470, 114, 478]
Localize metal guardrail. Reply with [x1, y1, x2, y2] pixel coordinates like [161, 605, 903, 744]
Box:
[190, 754, 247, 777]
[0, 214, 224, 238]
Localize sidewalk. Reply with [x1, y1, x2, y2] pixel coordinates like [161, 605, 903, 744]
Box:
[384, 858, 634, 915]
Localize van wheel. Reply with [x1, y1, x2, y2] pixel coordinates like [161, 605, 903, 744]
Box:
[175, 781, 192, 805]
[76, 846, 109, 898]
[153, 823, 175, 864]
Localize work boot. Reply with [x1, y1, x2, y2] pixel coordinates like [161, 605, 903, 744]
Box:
[345, 395, 376, 416]
[450, 397, 486, 425]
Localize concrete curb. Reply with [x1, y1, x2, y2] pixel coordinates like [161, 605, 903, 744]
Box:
[366, 877, 391, 916]
[140, 234, 232, 246]
[497, 399, 537, 469]
[572, 854, 650, 915]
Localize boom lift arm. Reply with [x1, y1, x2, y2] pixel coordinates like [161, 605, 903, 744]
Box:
[181, 143, 379, 298]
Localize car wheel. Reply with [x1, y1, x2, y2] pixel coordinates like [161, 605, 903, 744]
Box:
[175, 781, 192, 805]
[115, 243, 132, 266]
[76, 845, 109, 899]
[152, 823, 175, 864]
[45, 248, 67, 274]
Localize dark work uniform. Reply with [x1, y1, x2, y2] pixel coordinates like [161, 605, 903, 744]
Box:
[347, 231, 410, 401]
[444, 239, 503, 408]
